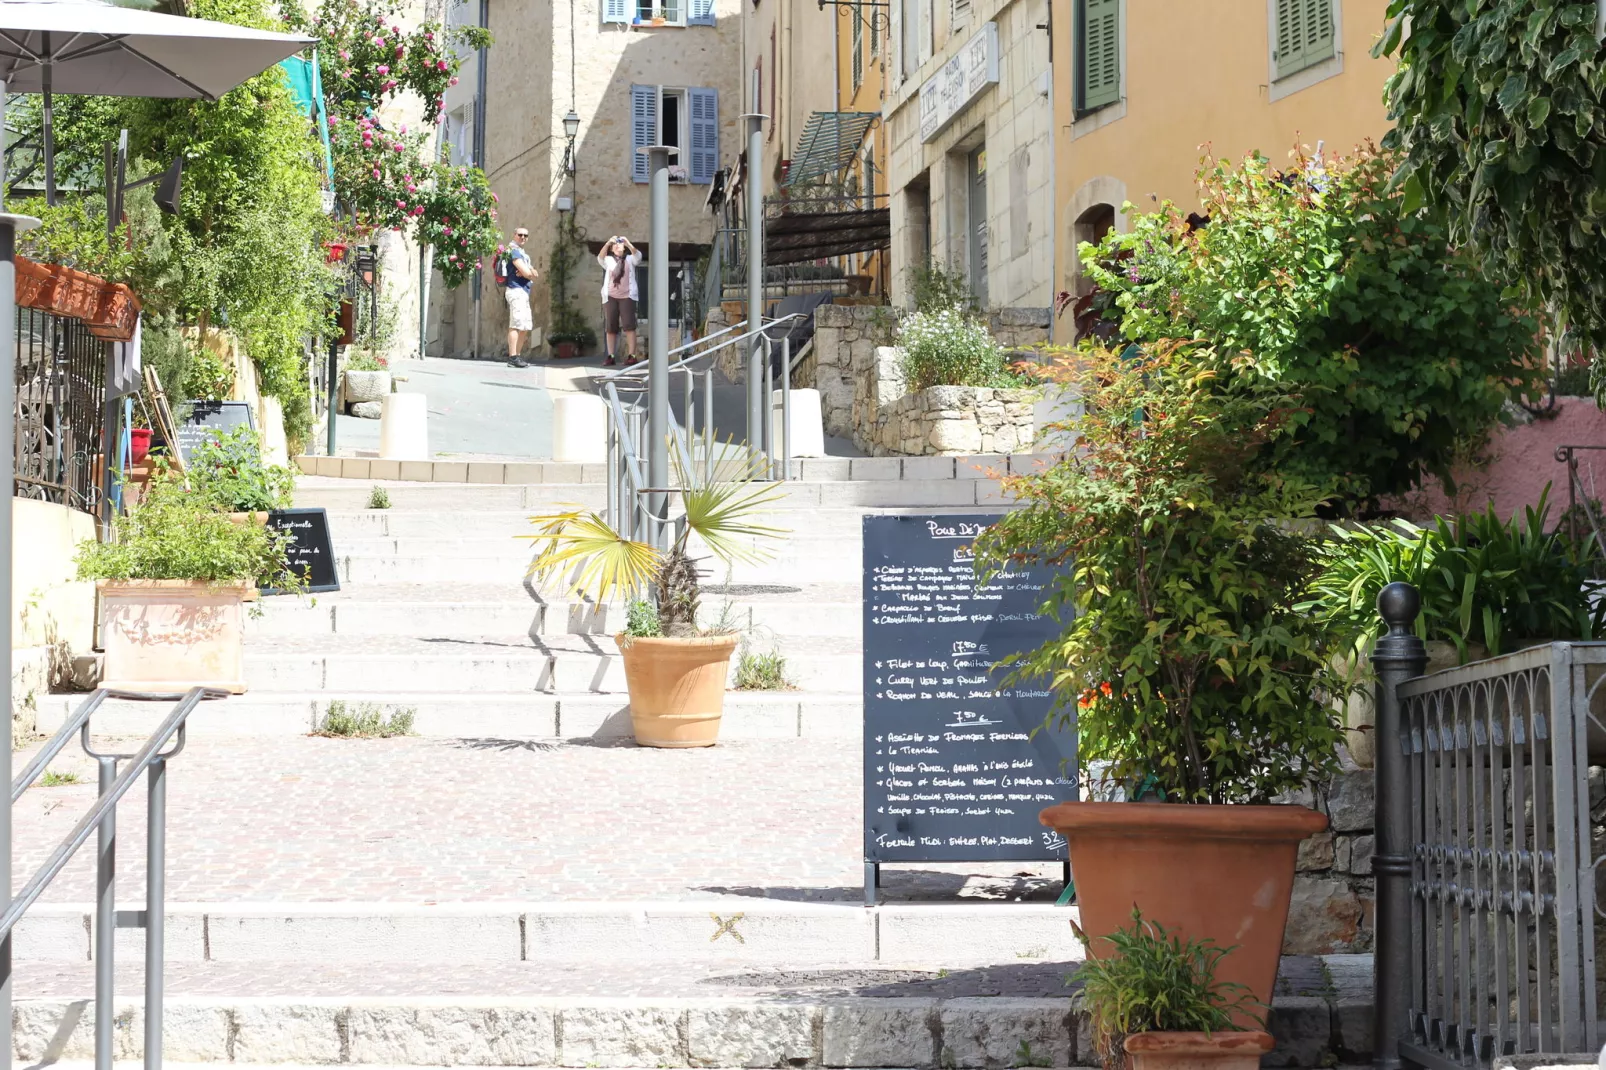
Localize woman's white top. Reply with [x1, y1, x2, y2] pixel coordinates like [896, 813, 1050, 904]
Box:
[599, 251, 643, 302]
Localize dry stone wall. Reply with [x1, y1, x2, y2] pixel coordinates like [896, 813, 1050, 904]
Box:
[1285, 769, 1375, 955]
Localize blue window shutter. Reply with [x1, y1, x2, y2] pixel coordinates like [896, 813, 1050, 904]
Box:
[688, 87, 719, 185]
[603, 0, 630, 23]
[688, 0, 715, 25]
[631, 85, 657, 184]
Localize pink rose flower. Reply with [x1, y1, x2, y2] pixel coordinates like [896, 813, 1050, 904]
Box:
[393, 143, 404, 152]
[377, 64, 390, 75]
[437, 60, 447, 71]
[448, 76, 458, 86]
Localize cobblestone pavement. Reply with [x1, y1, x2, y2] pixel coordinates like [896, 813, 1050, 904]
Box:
[14, 737, 1062, 904]
[13, 960, 1083, 1000]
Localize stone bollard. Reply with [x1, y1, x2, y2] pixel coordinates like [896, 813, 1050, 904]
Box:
[772, 388, 826, 458]
[379, 392, 429, 461]
[554, 393, 607, 463]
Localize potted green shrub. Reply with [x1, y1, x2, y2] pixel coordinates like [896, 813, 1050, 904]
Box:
[975, 342, 1344, 1012]
[525, 443, 786, 747]
[188, 427, 296, 523]
[76, 473, 304, 694]
[1074, 909, 1270, 1070]
[548, 326, 596, 359]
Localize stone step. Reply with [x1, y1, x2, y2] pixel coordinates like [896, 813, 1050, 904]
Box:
[10, 953, 1370, 1068]
[16, 901, 1083, 967]
[320, 507, 1004, 541]
[295, 453, 1044, 485]
[334, 554, 868, 587]
[241, 634, 861, 693]
[247, 596, 862, 639]
[292, 479, 1012, 513]
[35, 691, 861, 739]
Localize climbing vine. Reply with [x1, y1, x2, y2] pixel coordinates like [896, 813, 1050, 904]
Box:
[545, 213, 597, 348]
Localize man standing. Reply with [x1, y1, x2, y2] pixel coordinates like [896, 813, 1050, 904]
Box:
[503, 227, 538, 368]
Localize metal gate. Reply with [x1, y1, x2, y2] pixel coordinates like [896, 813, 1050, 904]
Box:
[14, 305, 105, 513]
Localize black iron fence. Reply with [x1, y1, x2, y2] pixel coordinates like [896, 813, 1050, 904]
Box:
[14, 306, 105, 514]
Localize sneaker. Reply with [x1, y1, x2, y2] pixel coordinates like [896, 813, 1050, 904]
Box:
[509, 357, 528, 368]
[602, 356, 617, 367]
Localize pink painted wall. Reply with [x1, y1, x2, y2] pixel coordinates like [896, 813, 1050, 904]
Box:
[1392, 397, 1606, 523]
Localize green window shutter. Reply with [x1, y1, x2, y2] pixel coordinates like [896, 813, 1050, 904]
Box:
[1079, 0, 1120, 111]
[1274, 0, 1334, 80]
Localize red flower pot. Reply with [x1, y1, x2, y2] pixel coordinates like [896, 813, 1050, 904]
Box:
[87, 283, 142, 342]
[14, 257, 51, 310]
[129, 428, 152, 465]
[554, 342, 577, 359]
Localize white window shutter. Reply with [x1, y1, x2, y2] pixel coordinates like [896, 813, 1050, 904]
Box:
[688, 0, 715, 25]
[631, 85, 657, 183]
[688, 87, 719, 184]
[603, 0, 630, 22]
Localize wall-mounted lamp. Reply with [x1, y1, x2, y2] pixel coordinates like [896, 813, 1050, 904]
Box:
[562, 109, 581, 174]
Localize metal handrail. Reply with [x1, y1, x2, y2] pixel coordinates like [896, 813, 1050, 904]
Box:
[597, 313, 807, 386]
[1, 686, 223, 1070]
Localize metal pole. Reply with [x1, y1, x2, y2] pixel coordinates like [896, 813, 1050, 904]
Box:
[640, 144, 675, 548]
[741, 112, 767, 454]
[95, 756, 117, 1070]
[0, 185, 41, 1070]
[781, 336, 791, 481]
[702, 370, 713, 483]
[101, 343, 117, 534]
[325, 335, 339, 456]
[763, 340, 774, 474]
[1372, 581, 1427, 1070]
[144, 759, 167, 1070]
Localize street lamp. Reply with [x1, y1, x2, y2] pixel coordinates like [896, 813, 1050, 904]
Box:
[562, 109, 581, 174]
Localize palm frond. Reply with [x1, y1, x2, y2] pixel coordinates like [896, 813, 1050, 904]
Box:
[671, 439, 790, 566]
[522, 508, 661, 604]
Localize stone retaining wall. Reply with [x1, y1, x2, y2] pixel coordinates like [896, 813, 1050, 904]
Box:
[1287, 768, 1375, 956]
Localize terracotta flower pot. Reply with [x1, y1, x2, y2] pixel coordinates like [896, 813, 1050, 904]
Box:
[616, 633, 739, 748]
[97, 579, 252, 694]
[87, 282, 142, 342]
[45, 265, 104, 321]
[227, 511, 271, 526]
[553, 341, 578, 359]
[1123, 1031, 1274, 1070]
[1040, 801, 1326, 1015]
[14, 256, 52, 309]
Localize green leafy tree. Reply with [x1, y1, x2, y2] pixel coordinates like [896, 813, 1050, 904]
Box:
[974, 342, 1346, 804]
[1375, 0, 1606, 395]
[1081, 146, 1543, 511]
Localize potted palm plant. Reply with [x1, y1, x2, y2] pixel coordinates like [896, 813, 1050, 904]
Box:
[76, 472, 304, 694]
[1074, 909, 1270, 1070]
[975, 342, 1345, 1012]
[526, 443, 786, 747]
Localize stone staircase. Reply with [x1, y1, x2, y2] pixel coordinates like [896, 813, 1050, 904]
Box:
[17, 459, 1374, 1068]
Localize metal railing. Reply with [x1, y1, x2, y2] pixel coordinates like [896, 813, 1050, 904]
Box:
[1372, 584, 1602, 1070]
[15, 306, 105, 518]
[3, 687, 222, 1070]
[596, 315, 805, 549]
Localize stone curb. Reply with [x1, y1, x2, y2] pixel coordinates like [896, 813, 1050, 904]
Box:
[14, 996, 1089, 1068]
[17, 903, 1085, 967]
[292, 457, 1051, 486]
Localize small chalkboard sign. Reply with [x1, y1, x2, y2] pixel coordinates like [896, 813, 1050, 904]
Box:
[173, 401, 255, 464]
[863, 514, 1076, 893]
[264, 507, 340, 593]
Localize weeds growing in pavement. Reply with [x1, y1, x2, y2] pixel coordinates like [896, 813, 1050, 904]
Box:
[38, 770, 81, 787]
[316, 701, 416, 738]
[368, 485, 392, 509]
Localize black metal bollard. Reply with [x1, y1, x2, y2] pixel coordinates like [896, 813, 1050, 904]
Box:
[1371, 582, 1427, 1070]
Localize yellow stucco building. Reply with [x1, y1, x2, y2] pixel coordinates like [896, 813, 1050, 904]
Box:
[1050, 0, 1395, 337]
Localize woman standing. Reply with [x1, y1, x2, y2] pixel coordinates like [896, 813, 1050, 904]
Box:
[598, 236, 643, 367]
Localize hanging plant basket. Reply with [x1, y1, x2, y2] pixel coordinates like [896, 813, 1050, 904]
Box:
[14, 256, 52, 310]
[46, 266, 105, 322]
[86, 283, 142, 342]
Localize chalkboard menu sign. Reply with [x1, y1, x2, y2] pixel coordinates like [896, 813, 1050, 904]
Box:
[174, 401, 255, 464]
[863, 514, 1075, 876]
[264, 508, 340, 593]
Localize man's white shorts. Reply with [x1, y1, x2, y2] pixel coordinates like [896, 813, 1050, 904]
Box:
[504, 285, 533, 332]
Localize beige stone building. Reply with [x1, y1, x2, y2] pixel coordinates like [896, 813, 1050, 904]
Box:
[882, 0, 1055, 310]
[429, 0, 747, 359]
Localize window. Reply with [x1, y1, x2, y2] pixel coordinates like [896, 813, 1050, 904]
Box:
[951, 0, 969, 30]
[630, 85, 720, 184]
[1273, 0, 1335, 80]
[852, 3, 864, 89]
[1076, 0, 1119, 113]
[607, 0, 715, 24]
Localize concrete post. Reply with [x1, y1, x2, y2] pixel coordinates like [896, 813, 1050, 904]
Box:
[1371, 581, 1427, 1070]
[741, 112, 768, 457]
[639, 145, 677, 546]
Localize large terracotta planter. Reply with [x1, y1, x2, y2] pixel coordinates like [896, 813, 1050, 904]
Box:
[98, 580, 251, 694]
[87, 282, 142, 341]
[1124, 1031, 1274, 1070]
[14, 256, 51, 309]
[616, 633, 739, 748]
[1041, 801, 1326, 1015]
[46, 266, 104, 321]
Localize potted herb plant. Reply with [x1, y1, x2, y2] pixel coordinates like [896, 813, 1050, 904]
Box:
[525, 444, 786, 747]
[975, 342, 1343, 1012]
[1074, 909, 1270, 1070]
[189, 427, 296, 523]
[76, 473, 304, 694]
